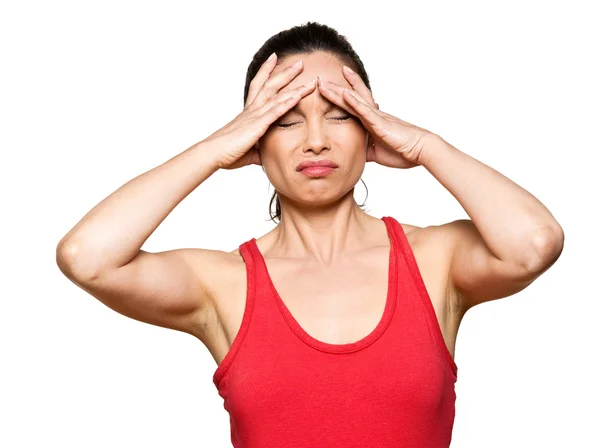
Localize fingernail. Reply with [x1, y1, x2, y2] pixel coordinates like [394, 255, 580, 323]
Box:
[267, 52, 276, 61]
[343, 65, 354, 74]
[305, 79, 315, 87]
[292, 59, 303, 68]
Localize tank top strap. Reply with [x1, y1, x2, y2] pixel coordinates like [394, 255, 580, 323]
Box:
[212, 239, 258, 387]
[382, 216, 421, 278]
[384, 215, 434, 308]
[237, 236, 286, 336]
[383, 215, 458, 377]
[238, 237, 282, 300]
[243, 237, 281, 302]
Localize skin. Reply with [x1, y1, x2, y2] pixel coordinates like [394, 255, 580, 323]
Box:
[57, 49, 564, 374]
[250, 49, 564, 302]
[202, 50, 564, 365]
[254, 51, 379, 264]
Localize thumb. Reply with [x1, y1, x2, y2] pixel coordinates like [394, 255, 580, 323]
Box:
[367, 145, 375, 162]
[250, 147, 262, 166]
[366, 139, 375, 162]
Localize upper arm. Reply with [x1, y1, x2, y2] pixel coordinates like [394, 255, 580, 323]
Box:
[442, 219, 558, 312]
[60, 248, 217, 337]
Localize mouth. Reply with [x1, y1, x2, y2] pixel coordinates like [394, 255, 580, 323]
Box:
[298, 165, 337, 177]
[296, 159, 339, 171]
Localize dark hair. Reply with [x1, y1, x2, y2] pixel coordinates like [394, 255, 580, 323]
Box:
[243, 21, 371, 224]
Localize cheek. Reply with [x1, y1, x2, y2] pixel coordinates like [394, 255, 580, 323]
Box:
[335, 121, 368, 145]
[257, 148, 290, 186]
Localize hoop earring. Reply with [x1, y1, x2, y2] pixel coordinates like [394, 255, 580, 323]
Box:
[357, 177, 369, 207]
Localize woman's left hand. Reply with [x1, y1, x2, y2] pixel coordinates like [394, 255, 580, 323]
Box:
[318, 66, 434, 169]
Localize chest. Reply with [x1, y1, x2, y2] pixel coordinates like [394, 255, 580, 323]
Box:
[262, 246, 392, 345]
[204, 235, 456, 368]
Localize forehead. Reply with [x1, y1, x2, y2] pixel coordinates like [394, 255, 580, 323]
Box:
[273, 51, 351, 93]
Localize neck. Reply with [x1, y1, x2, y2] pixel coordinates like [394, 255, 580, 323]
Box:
[271, 191, 377, 265]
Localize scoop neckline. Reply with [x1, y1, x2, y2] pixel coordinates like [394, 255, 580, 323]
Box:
[248, 216, 398, 354]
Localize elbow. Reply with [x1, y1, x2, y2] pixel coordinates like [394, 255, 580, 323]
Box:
[56, 241, 101, 282]
[523, 225, 565, 273]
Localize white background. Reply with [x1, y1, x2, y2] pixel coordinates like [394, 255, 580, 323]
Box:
[1, 0, 598, 447]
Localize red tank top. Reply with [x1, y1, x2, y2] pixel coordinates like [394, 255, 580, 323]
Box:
[212, 216, 458, 447]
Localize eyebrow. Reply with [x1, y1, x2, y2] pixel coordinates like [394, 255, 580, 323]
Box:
[287, 102, 341, 116]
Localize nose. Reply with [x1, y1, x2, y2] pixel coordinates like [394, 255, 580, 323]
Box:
[303, 124, 330, 154]
[303, 93, 331, 154]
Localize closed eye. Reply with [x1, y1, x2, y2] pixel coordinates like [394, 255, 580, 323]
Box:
[277, 116, 352, 128]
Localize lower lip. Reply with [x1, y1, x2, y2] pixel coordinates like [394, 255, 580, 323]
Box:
[299, 166, 336, 177]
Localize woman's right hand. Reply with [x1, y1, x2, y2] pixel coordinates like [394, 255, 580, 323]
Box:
[202, 54, 317, 170]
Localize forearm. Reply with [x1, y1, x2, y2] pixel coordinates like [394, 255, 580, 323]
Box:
[420, 133, 564, 267]
[57, 140, 221, 279]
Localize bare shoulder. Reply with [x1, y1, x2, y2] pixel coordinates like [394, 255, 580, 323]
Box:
[167, 246, 245, 341]
[395, 220, 463, 311]
[188, 245, 246, 304]
[398, 221, 422, 239]
[400, 220, 459, 266]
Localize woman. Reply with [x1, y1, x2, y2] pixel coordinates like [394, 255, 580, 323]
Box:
[56, 22, 564, 447]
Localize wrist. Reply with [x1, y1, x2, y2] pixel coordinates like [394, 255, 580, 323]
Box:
[190, 138, 223, 172]
[419, 132, 451, 168]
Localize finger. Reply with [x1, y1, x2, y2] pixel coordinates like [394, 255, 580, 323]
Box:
[246, 52, 278, 107]
[260, 80, 316, 125]
[256, 79, 316, 116]
[324, 76, 390, 120]
[318, 77, 385, 128]
[342, 65, 376, 107]
[250, 59, 305, 110]
[340, 87, 386, 129]
[251, 81, 314, 150]
[316, 76, 360, 117]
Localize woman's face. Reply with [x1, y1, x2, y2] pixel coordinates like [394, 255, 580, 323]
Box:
[257, 51, 369, 212]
